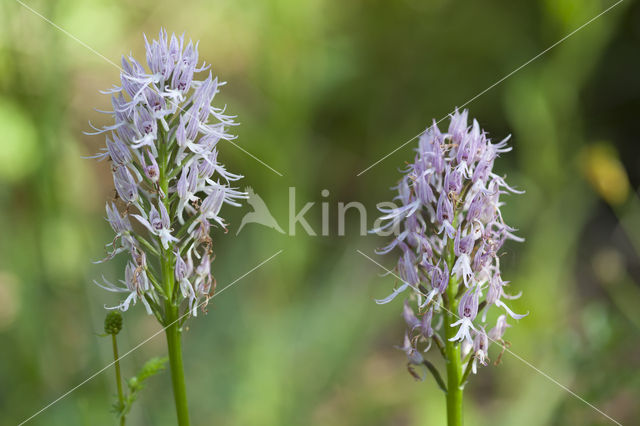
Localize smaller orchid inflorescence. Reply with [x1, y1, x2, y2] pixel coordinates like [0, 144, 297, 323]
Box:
[373, 109, 526, 384]
[89, 29, 246, 322]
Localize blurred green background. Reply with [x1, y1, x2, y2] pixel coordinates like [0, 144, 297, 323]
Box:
[1, 0, 639, 425]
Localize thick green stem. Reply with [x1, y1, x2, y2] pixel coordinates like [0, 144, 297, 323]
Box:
[161, 241, 190, 426]
[158, 127, 190, 426]
[444, 230, 463, 426]
[165, 303, 191, 426]
[443, 293, 463, 426]
[111, 334, 126, 426]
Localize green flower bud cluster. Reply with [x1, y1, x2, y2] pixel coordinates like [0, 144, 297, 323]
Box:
[104, 311, 123, 335]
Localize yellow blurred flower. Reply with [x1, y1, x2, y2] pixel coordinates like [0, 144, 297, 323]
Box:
[581, 143, 630, 206]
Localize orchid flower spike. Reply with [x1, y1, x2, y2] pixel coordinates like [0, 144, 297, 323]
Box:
[373, 108, 525, 378]
[89, 29, 247, 319]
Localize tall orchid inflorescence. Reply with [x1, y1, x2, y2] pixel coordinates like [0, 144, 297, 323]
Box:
[88, 30, 246, 425]
[373, 109, 525, 425]
[90, 30, 246, 319]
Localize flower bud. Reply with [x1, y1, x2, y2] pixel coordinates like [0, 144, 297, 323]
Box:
[104, 311, 123, 335]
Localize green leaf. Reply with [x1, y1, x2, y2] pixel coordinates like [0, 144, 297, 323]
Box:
[113, 357, 169, 418]
[131, 356, 169, 385]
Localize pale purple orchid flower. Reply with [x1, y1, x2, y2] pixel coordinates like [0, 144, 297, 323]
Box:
[191, 252, 213, 316]
[397, 332, 424, 365]
[403, 300, 421, 330]
[142, 150, 160, 183]
[471, 329, 489, 374]
[452, 228, 475, 286]
[175, 252, 195, 301]
[484, 274, 528, 321]
[488, 315, 511, 341]
[132, 202, 179, 249]
[95, 261, 152, 315]
[373, 108, 524, 374]
[88, 30, 246, 317]
[113, 166, 139, 203]
[94, 202, 136, 263]
[449, 287, 479, 343]
[176, 164, 199, 223]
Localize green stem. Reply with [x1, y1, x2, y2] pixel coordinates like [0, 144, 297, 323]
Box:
[164, 302, 191, 426]
[161, 232, 190, 426]
[443, 298, 463, 426]
[111, 334, 126, 426]
[444, 234, 463, 426]
[158, 125, 191, 426]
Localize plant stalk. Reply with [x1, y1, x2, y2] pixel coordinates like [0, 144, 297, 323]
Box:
[443, 293, 463, 426]
[111, 334, 126, 426]
[159, 126, 190, 426]
[164, 302, 191, 426]
[444, 231, 463, 426]
[161, 239, 190, 426]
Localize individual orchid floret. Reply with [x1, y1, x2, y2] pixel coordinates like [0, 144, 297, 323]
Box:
[420, 307, 434, 340]
[470, 329, 489, 374]
[484, 274, 528, 320]
[142, 151, 160, 183]
[97, 202, 136, 262]
[176, 165, 199, 223]
[94, 261, 153, 315]
[132, 202, 179, 249]
[106, 202, 131, 233]
[449, 287, 479, 343]
[403, 300, 421, 331]
[436, 192, 456, 239]
[452, 227, 475, 286]
[106, 135, 132, 166]
[191, 252, 214, 316]
[397, 332, 424, 366]
[113, 166, 139, 204]
[175, 252, 195, 302]
[488, 315, 511, 342]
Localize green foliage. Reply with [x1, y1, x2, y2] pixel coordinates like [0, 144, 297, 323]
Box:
[113, 357, 168, 419]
